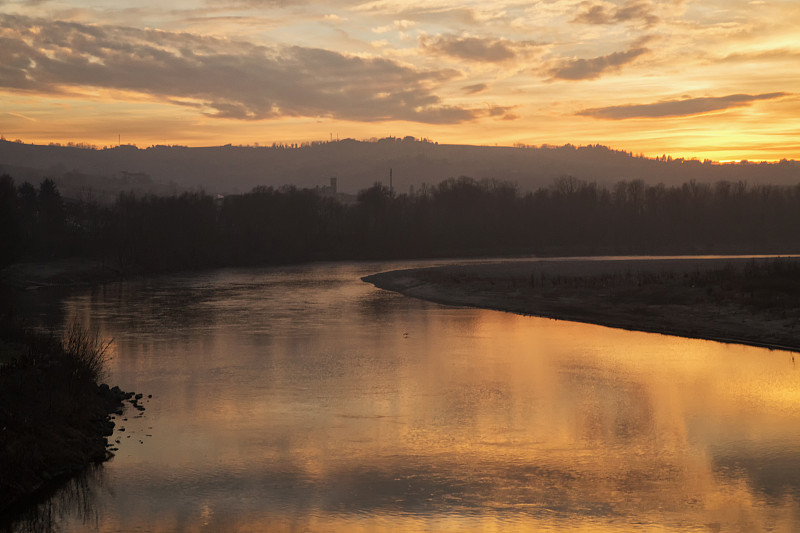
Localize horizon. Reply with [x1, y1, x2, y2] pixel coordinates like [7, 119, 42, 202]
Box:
[3, 136, 798, 165]
[1, 1, 799, 162]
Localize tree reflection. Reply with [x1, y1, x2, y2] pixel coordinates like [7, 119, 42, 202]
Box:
[1, 465, 105, 533]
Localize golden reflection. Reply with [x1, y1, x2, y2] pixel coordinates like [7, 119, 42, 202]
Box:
[50, 271, 800, 532]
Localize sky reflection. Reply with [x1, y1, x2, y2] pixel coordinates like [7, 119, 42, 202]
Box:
[26, 262, 800, 532]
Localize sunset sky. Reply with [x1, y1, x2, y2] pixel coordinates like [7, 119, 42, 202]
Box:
[1, 0, 798, 161]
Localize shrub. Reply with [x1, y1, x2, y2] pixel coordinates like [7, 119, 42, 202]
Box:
[61, 322, 112, 384]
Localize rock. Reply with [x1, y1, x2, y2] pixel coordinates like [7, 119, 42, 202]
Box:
[100, 420, 115, 436]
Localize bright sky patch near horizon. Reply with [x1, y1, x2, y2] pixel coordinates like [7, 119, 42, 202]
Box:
[1, 0, 798, 161]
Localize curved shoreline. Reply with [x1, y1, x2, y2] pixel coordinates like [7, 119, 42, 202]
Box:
[363, 256, 800, 353]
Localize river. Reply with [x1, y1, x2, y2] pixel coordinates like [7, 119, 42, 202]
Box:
[7, 259, 800, 532]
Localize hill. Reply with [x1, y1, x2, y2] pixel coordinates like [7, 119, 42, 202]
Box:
[2, 138, 798, 196]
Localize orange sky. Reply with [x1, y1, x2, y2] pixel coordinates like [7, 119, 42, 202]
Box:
[1, 0, 799, 161]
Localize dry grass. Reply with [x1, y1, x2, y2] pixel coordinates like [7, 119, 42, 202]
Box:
[0, 321, 119, 517]
[61, 322, 112, 384]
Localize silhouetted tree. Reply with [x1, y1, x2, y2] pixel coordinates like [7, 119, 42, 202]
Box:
[37, 179, 68, 258]
[2, 173, 799, 270]
[0, 174, 21, 265]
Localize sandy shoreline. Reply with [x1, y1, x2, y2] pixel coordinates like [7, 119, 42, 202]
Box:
[363, 256, 800, 353]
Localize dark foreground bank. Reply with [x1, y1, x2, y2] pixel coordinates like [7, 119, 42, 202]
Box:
[364, 256, 800, 353]
[0, 322, 140, 522]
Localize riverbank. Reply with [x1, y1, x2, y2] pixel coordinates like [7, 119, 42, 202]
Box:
[363, 256, 800, 352]
[0, 321, 140, 522]
[0, 258, 129, 291]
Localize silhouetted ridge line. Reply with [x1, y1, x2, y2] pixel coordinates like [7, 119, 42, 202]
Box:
[1, 138, 798, 196]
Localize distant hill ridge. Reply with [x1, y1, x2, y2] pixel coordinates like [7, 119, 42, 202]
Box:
[1, 138, 798, 196]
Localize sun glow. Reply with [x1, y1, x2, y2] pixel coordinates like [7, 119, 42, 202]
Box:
[1, 1, 798, 160]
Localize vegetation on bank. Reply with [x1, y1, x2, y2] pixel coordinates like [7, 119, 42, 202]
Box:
[0, 320, 129, 519]
[2, 174, 800, 274]
[532, 257, 800, 312]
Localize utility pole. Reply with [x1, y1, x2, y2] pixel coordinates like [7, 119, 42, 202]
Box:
[389, 168, 393, 194]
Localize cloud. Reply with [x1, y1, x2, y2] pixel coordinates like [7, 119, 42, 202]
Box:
[207, 0, 301, 6]
[353, 3, 493, 27]
[572, 1, 659, 26]
[372, 19, 415, 34]
[549, 46, 648, 80]
[577, 93, 789, 119]
[462, 83, 488, 94]
[422, 35, 516, 62]
[421, 34, 542, 63]
[0, 15, 500, 125]
[720, 48, 800, 63]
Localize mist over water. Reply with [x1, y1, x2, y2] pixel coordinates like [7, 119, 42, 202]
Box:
[12, 260, 800, 532]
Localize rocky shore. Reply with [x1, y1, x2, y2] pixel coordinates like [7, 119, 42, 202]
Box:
[0, 324, 146, 522]
[363, 256, 800, 353]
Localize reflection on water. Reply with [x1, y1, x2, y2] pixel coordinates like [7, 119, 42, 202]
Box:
[2, 466, 105, 533]
[10, 260, 800, 531]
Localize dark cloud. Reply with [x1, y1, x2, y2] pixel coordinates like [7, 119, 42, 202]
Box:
[462, 83, 488, 94]
[421, 34, 543, 63]
[577, 93, 789, 119]
[0, 14, 499, 125]
[573, 1, 659, 26]
[549, 47, 648, 80]
[422, 35, 516, 63]
[489, 105, 517, 120]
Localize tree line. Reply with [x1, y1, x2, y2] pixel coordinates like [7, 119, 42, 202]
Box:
[2, 173, 800, 271]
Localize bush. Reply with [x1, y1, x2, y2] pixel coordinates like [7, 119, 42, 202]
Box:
[0, 322, 116, 514]
[61, 322, 112, 384]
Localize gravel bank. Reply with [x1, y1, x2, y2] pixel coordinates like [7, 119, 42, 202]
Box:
[363, 256, 800, 352]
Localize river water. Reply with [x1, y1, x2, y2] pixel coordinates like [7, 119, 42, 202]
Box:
[9, 260, 800, 532]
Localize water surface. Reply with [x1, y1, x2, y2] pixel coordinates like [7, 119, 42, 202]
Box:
[12, 260, 800, 532]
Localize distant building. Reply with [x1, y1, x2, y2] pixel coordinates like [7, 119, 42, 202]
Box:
[315, 177, 338, 198]
[311, 177, 356, 205]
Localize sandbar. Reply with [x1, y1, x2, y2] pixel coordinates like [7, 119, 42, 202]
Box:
[363, 256, 800, 353]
